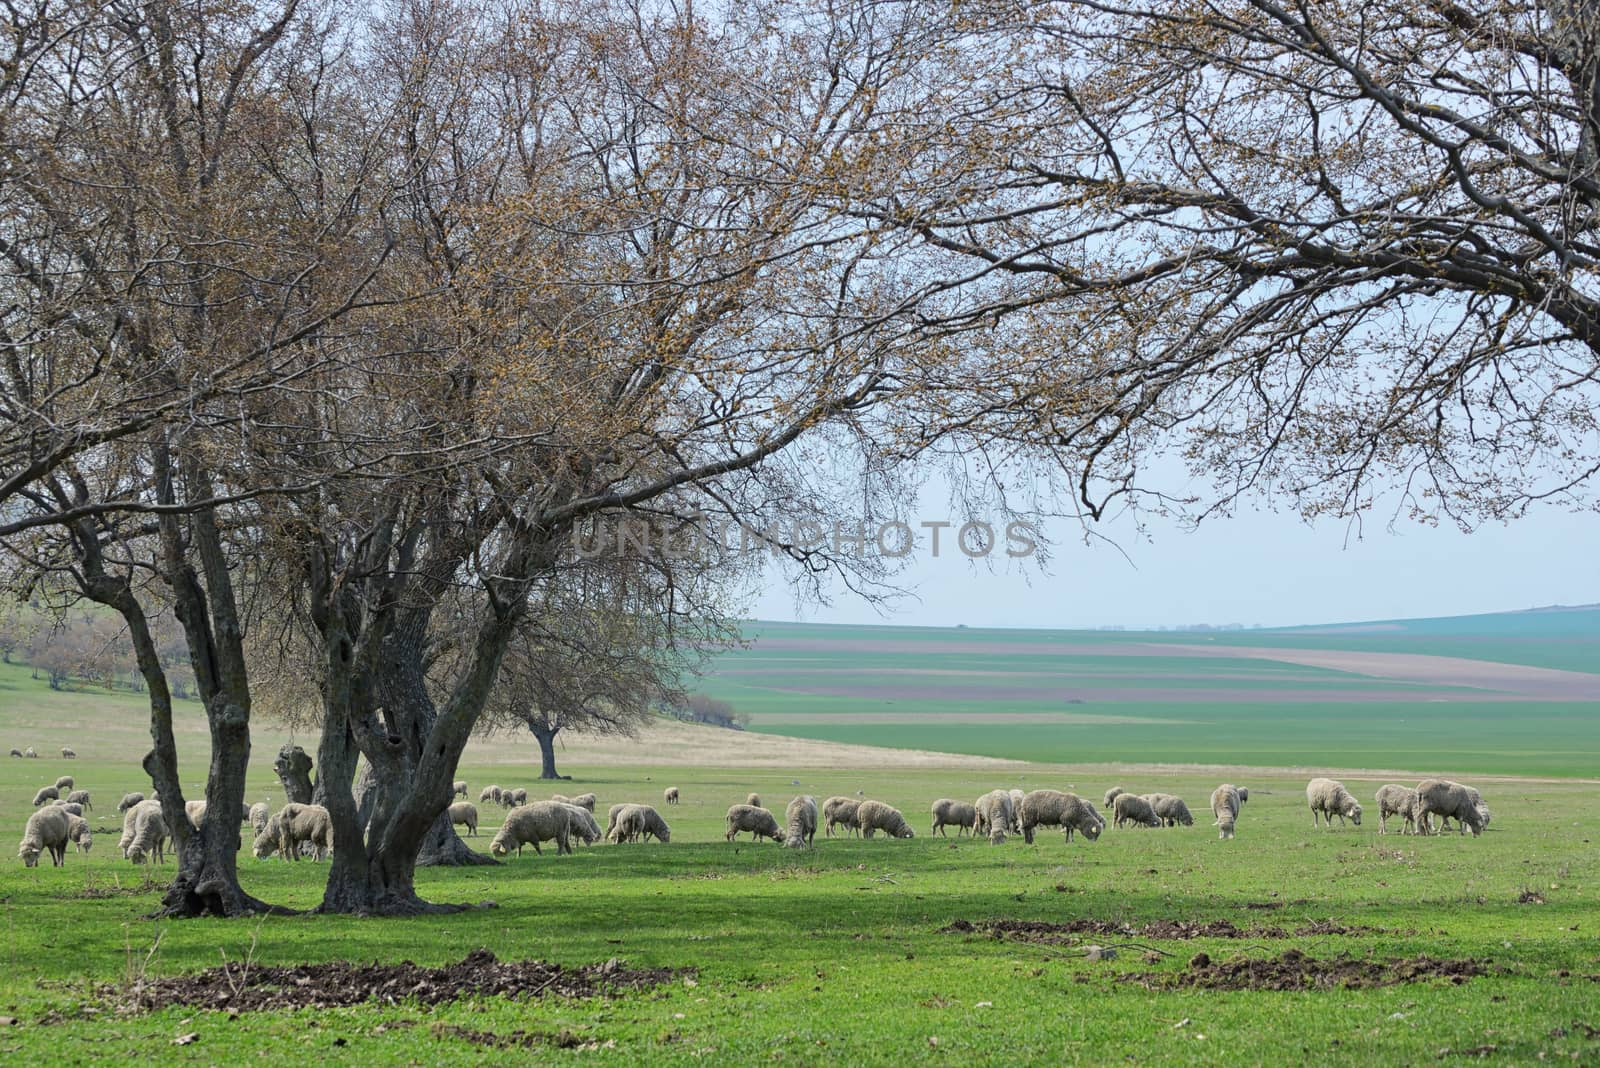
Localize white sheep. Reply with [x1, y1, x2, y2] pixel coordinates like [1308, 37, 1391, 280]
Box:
[856, 800, 916, 839]
[51, 801, 84, 817]
[23, 747, 37, 758]
[784, 795, 817, 848]
[746, 792, 762, 808]
[974, 789, 1014, 844]
[31, 786, 59, 807]
[1102, 786, 1125, 810]
[118, 792, 146, 813]
[491, 801, 572, 857]
[603, 803, 629, 841]
[1306, 778, 1363, 828]
[506, 787, 529, 807]
[663, 787, 680, 805]
[18, 806, 72, 866]
[615, 804, 671, 844]
[118, 799, 159, 856]
[54, 775, 73, 791]
[65, 789, 91, 811]
[724, 804, 784, 842]
[1007, 789, 1026, 833]
[568, 792, 596, 812]
[1211, 784, 1241, 839]
[126, 804, 168, 864]
[1020, 790, 1104, 843]
[453, 780, 468, 798]
[263, 803, 333, 860]
[449, 801, 479, 837]
[1114, 793, 1164, 829]
[67, 814, 92, 853]
[822, 796, 860, 837]
[558, 803, 604, 845]
[1434, 784, 1490, 833]
[930, 798, 977, 837]
[479, 785, 503, 805]
[1416, 779, 1487, 836]
[1147, 794, 1194, 827]
[1374, 784, 1425, 835]
[185, 799, 208, 831]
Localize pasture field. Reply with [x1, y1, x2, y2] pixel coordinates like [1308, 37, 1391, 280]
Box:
[705, 618, 1600, 778]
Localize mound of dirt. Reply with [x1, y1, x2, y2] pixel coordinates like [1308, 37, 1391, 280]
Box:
[1132, 948, 1486, 991]
[116, 949, 684, 1012]
[939, 918, 1378, 942]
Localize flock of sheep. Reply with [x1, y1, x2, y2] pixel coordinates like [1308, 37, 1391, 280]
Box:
[14, 764, 1495, 869]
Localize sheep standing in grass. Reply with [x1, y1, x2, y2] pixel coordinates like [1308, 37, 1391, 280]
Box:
[24, 747, 37, 758]
[1211, 784, 1241, 839]
[616, 804, 671, 844]
[1237, 787, 1250, 803]
[1416, 779, 1487, 836]
[453, 780, 467, 798]
[54, 776, 74, 791]
[126, 805, 168, 864]
[930, 799, 976, 837]
[480, 785, 502, 805]
[65, 790, 91, 811]
[974, 790, 1014, 843]
[1375, 785, 1425, 835]
[784, 796, 818, 848]
[664, 787, 680, 805]
[822, 796, 860, 838]
[449, 801, 479, 837]
[1007, 789, 1026, 833]
[1019, 790, 1103, 843]
[724, 804, 784, 843]
[507, 787, 529, 806]
[118, 792, 145, 813]
[603, 803, 629, 841]
[1148, 794, 1193, 827]
[560, 804, 604, 845]
[1103, 786, 1125, 810]
[746, 792, 762, 808]
[60, 747, 75, 759]
[491, 802, 573, 857]
[1114, 793, 1164, 829]
[67, 815, 92, 853]
[18, 806, 72, 866]
[266, 803, 334, 860]
[118, 800, 158, 856]
[568, 792, 597, 812]
[31, 786, 59, 807]
[51, 801, 84, 817]
[1306, 778, 1363, 828]
[856, 800, 916, 839]
[248, 802, 271, 837]
[1434, 784, 1490, 833]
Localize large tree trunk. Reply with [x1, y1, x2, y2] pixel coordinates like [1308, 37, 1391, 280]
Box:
[276, 744, 314, 803]
[528, 722, 566, 780]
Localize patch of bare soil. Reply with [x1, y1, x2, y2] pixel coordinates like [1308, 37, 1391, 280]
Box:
[1131, 948, 1487, 991]
[116, 949, 683, 1012]
[73, 875, 167, 899]
[938, 918, 1377, 942]
[431, 1022, 608, 1051]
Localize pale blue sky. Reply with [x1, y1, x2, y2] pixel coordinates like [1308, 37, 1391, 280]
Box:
[749, 501, 1598, 630]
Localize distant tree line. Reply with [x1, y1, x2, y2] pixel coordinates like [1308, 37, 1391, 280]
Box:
[0, 604, 195, 697]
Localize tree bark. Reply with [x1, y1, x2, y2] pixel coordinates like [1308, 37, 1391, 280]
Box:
[276, 744, 315, 803]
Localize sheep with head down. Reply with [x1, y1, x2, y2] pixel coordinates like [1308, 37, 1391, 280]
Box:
[1102, 786, 1125, 810]
[1147, 793, 1193, 827]
[1416, 779, 1488, 836]
[1020, 790, 1103, 843]
[31, 786, 59, 807]
[856, 800, 915, 839]
[1211, 784, 1242, 839]
[558, 803, 603, 845]
[51, 801, 84, 817]
[822, 796, 860, 837]
[784, 795, 817, 848]
[930, 798, 976, 837]
[248, 801, 271, 837]
[54, 775, 73, 791]
[1114, 793, 1163, 829]
[479, 785, 503, 805]
[724, 804, 784, 843]
[568, 793, 597, 812]
[118, 792, 145, 813]
[65, 789, 92, 811]
[491, 801, 573, 857]
[256, 803, 333, 861]
[615, 804, 671, 844]
[67, 815, 92, 853]
[126, 804, 169, 864]
[1306, 778, 1363, 828]
[974, 789, 1014, 843]
[1375, 784, 1426, 835]
[18, 806, 72, 867]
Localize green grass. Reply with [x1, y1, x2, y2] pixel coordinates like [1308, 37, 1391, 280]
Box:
[0, 757, 1596, 1065]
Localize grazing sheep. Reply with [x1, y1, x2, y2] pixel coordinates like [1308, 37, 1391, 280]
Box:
[31, 786, 59, 807]
[1435, 785, 1490, 833]
[54, 775, 74, 791]
[117, 792, 146, 813]
[118, 800, 160, 856]
[559, 803, 604, 845]
[1237, 787, 1250, 803]
[616, 804, 671, 844]
[1147, 794, 1194, 827]
[1211, 784, 1241, 839]
[67, 814, 92, 854]
[1007, 789, 1026, 832]
[1114, 793, 1164, 829]
[61, 747, 75, 759]
[724, 804, 784, 843]
[856, 800, 916, 839]
[449, 801, 479, 837]
[453, 780, 468, 798]
[568, 792, 597, 812]
[1306, 778, 1363, 828]
[491, 801, 572, 857]
[250, 819, 281, 859]
[974, 789, 1015, 844]
[185, 799, 208, 831]
[603, 803, 629, 841]
[1103, 786, 1125, 810]
[784, 795, 818, 848]
[65, 789, 91, 811]
[664, 787, 680, 805]
[822, 796, 861, 838]
[7, 749, 18, 758]
[266, 803, 334, 861]
[18, 806, 72, 867]
[1416, 779, 1487, 836]
[508, 787, 529, 806]
[51, 801, 84, 817]
[1020, 790, 1104, 843]
[126, 805, 168, 864]
[248, 801, 271, 837]
[479, 785, 503, 805]
[1374, 785, 1425, 835]
[746, 792, 761, 808]
[24, 747, 37, 758]
[930, 798, 977, 837]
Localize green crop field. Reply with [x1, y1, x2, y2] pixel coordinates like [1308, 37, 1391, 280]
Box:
[0, 613, 1597, 1064]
